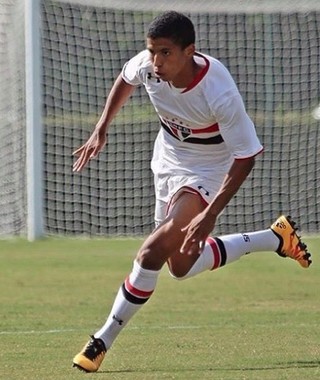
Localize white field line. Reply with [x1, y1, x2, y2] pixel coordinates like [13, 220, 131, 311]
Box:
[0, 325, 206, 335]
[0, 322, 315, 336]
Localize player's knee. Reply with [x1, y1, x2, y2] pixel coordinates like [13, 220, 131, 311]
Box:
[136, 243, 164, 270]
[167, 260, 191, 280]
[168, 268, 188, 281]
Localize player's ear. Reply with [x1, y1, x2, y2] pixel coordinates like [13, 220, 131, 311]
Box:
[184, 43, 195, 57]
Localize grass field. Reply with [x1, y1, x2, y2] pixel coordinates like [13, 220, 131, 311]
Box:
[0, 236, 319, 380]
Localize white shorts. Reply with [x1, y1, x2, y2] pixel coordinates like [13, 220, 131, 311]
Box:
[154, 173, 226, 225]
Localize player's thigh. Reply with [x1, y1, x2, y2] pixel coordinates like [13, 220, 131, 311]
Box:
[167, 189, 208, 277]
[136, 191, 205, 270]
[154, 172, 222, 226]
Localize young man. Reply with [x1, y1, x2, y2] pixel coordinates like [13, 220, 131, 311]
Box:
[72, 11, 311, 372]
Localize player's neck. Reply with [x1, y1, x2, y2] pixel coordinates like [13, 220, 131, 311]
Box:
[169, 59, 203, 89]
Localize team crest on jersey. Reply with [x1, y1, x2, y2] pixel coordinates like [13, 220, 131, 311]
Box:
[163, 119, 191, 140]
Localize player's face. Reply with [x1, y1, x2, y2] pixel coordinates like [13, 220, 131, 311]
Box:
[146, 37, 195, 86]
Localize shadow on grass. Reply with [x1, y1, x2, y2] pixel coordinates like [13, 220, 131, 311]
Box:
[96, 360, 320, 374]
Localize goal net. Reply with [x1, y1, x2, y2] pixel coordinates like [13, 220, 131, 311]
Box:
[1, 0, 319, 237]
[0, 0, 26, 236]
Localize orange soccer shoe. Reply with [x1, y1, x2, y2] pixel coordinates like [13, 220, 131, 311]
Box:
[271, 215, 312, 268]
[73, 336, 106, 373]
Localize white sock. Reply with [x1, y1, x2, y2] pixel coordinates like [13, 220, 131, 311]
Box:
[177, 229, 279, 280]
[171, 241, 216, 280]
[219, 229, 279, 264]
[94, 260, 161, 349]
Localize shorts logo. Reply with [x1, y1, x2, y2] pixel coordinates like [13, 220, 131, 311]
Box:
[198, 185, 209, 196]
[242, 234, 250, 242]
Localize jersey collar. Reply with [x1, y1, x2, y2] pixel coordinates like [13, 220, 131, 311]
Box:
[181, 53, 210, 94]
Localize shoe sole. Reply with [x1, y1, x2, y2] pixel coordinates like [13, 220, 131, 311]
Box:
[286, 216, 312, 267]
[73, 363, 92, 373]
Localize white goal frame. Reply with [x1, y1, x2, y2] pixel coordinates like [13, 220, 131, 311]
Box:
[25, 0, 43, 241]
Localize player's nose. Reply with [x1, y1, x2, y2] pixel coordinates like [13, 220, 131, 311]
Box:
[153, 53, 163, 67]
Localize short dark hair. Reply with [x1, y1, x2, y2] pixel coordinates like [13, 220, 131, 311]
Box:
[147, 11, 195, 49]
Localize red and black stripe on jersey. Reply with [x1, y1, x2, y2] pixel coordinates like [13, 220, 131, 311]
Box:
[160, 120, 224, 145]
[121, 277, 154, 305]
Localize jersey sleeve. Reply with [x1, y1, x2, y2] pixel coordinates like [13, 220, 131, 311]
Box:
[214, 90, 263, 159]
[121, 51, 147, 86]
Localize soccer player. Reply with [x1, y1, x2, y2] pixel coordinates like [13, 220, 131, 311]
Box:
[72, 11, 311, 372]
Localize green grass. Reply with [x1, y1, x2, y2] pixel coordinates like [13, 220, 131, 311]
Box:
[0, 237, 319, 380]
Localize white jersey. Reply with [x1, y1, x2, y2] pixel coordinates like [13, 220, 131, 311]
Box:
[121, 49, 263, 179]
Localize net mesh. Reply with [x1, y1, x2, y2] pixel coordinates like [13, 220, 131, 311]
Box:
[1, 0, 320, 237]
[0, 0, 26, 236]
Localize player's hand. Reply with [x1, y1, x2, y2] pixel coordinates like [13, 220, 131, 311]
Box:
[180, 210, 217, 256]
[73, 129, 107, 172]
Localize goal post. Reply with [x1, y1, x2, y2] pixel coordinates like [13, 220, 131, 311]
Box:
[0, 0, 319, 239]
[25, 0, 44, 241]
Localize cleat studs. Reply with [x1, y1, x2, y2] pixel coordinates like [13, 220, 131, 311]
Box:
[287, 215, 294, 224]
[299, 242, 307, 250]
[287, 215, 300, 231]
[73, 363, 86, 372]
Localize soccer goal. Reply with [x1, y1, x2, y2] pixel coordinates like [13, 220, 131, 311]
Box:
[1, 0, 319, 239]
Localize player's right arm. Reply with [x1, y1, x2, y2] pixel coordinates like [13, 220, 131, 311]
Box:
[73, 74, 135, 172]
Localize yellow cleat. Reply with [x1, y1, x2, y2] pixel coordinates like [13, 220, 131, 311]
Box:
[73, 336, 106, 373]
[270, 215, 312, 268]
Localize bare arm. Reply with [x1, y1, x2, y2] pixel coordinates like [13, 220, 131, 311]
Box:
[180, 156, 255, 255]
[73, 75, 135, 172]
[207, 156, 255, 217]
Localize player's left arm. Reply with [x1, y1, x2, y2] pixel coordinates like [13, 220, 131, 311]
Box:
[207, 91, 262, 214]
[180, 156, 255, 255]
[208, 156, 255, 215]
[180, 91, 263, 255]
